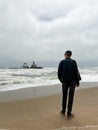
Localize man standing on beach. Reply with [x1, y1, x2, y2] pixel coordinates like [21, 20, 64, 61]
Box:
[58, 50, 81, 118]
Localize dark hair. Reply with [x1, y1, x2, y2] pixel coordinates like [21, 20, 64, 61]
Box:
[65, 50, 72, 57]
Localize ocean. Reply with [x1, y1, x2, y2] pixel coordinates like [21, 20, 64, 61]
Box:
[0, 67, 98, 91]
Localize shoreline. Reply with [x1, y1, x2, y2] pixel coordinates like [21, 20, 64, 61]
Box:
[0, 85, 98, 130]
[0, 82, 98, 102]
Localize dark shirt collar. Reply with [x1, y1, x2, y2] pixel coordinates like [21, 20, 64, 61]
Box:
[65, 57, 71, 59]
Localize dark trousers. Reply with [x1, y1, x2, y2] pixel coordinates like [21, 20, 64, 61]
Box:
[62, 83, 75, 114]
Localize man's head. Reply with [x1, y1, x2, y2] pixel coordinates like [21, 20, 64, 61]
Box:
[64, 50, 72, 58]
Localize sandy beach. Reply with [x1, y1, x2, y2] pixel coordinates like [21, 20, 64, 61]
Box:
[0, 83, 98, 130]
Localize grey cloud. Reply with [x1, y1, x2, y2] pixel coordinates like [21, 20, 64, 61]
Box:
[0, 0, 98, 66]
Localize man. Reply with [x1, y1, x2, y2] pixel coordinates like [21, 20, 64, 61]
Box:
[58, 50, 81, 118]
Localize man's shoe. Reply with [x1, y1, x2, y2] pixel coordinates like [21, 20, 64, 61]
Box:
[67, 113, 74, 119]
[60, 111, 65, 117]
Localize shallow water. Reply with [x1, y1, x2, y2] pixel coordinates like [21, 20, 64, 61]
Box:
[53, 125, 98, 130]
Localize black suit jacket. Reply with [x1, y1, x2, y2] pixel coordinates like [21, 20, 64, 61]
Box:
[58, 58, 81, 85]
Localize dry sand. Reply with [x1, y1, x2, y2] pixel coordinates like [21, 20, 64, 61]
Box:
[0, 85, 98, 130]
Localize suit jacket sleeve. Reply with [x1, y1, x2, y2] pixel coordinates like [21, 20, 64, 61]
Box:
[73, 60, 81, 85]
[57, 61, 63, 82]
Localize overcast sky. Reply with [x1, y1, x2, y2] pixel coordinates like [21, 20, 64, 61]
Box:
[0, 0, 98, 66]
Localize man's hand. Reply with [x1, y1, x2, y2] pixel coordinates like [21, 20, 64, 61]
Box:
[76, 85, 79, 87]
[76, 81, 79, 87]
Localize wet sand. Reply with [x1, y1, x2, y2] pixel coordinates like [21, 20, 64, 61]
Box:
[0, 83, 98, 130]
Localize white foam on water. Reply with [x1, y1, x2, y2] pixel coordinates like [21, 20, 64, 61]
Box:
[0, 67, 98, 91]
[53, 125, 98, 130]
